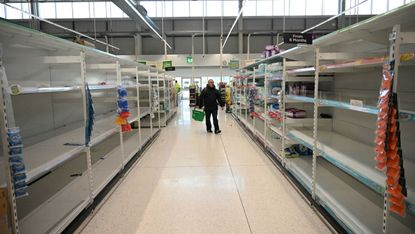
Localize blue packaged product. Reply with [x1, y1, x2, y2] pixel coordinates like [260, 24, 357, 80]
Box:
[9, 155, 24, 164]
[295, 144, 312, 156]
[13, 172, 27, 182]
[117, 98, 129, 108]
[117, 86, 128, 97]
[7, 127, 22, 146]
[15, 187, 28, 198]
[9, 145, 23, 155]
[11, 162, 26, 173]
[14, 180, 27, 189]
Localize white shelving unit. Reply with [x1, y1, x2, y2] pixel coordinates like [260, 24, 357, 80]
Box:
[232, 3, 415, 233]
[0, 19, 165, 234]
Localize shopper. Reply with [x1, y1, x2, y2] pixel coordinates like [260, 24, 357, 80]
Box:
[175, 80, 181, 93]
[198, 79, 225, 134]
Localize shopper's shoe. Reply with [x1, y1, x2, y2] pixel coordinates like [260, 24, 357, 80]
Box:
[207, 130, 213, 133]
[214, 130, 221, 134]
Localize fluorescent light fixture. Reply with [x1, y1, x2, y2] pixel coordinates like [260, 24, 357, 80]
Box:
[122, 0, 172, 49]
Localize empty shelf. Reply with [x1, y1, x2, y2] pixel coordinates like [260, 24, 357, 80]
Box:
[286, 95, 415, 121]
[19, 173, 90, 234]
[24, 107, 149, 183]
[288, 129, 385, 194]
[286, 156, 415, 234]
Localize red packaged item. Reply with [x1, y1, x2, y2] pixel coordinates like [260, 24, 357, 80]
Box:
[119, 111, 130, 118]
[387, 167, 400, 179]
[389, 196, 405, 206]
[376, 162, 387, 170]
[386, 176, 399, 187]
[387, 185, 402, 197]
[121, 124, 132, 132]
[390, 204, 405, 217]
[386, 157, 400, 169]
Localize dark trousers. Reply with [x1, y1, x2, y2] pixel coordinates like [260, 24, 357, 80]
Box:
[205, 109, 219, 131]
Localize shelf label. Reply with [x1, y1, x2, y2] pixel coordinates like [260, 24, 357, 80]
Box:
[283, 33, 313, 44]
[350, 99, 363, 107]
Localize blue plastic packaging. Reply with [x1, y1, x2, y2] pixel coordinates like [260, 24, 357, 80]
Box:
[14, 187, 28, 198]
[9, 145, 23, 155]
[11, 162, 26, 173]
[117, 98, 130, 112]
[14, 180, 27, 189]
[9, 155, 24, 164]
[13, 172, 27, 182]
[117, 86, 128, 97]
[7, 127, 22, 146]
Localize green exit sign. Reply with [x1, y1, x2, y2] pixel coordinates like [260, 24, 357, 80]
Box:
[186, 56, 193, 64]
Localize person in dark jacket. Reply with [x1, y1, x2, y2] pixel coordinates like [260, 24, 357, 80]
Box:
[198, 79, 225, 134]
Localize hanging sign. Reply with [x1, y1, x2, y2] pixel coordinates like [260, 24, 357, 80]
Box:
[165, 66, 176, 71]
[228, 59, 240, 70]
[186, 56, 193, 64]
[163, 60, 173, 69]
[283, 33, 313, 44]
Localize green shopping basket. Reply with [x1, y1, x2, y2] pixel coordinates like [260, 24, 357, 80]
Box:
[192, 109, 205, 122]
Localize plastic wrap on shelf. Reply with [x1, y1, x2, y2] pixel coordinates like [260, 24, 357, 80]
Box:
[374, 63, 407, 217]
[85, 84, 95, 145]
[116, 86, 132, 132]
[7, 127, 28, 198]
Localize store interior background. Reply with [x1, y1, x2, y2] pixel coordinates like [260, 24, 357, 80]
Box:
[2, 0, 401, 102]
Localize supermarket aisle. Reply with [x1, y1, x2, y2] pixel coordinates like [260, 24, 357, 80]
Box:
[80, 101, 331, 234]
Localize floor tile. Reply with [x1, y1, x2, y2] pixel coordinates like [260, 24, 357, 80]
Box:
[231, 165, 331, 234]
[81, 167, 251, 234]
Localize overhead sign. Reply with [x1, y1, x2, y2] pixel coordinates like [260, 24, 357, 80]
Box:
[186, 56, 193, 64]
[165, 66, 176, 71]
[162, 60, 172, 69]
[228, 59, 240, 70]
[283, 33, 313, 44]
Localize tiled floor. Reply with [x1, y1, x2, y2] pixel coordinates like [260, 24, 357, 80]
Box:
[80, 100, 331, 234]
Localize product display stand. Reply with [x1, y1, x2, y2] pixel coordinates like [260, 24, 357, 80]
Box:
[232, 3, 415, 233]
[189, 84, 199, 107]
[137, 71, 176, 128]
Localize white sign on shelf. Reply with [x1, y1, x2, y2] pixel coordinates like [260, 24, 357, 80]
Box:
[350, 99, 364, 107]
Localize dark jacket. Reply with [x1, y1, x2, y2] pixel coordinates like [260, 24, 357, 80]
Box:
[198, 85, 225, 111]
